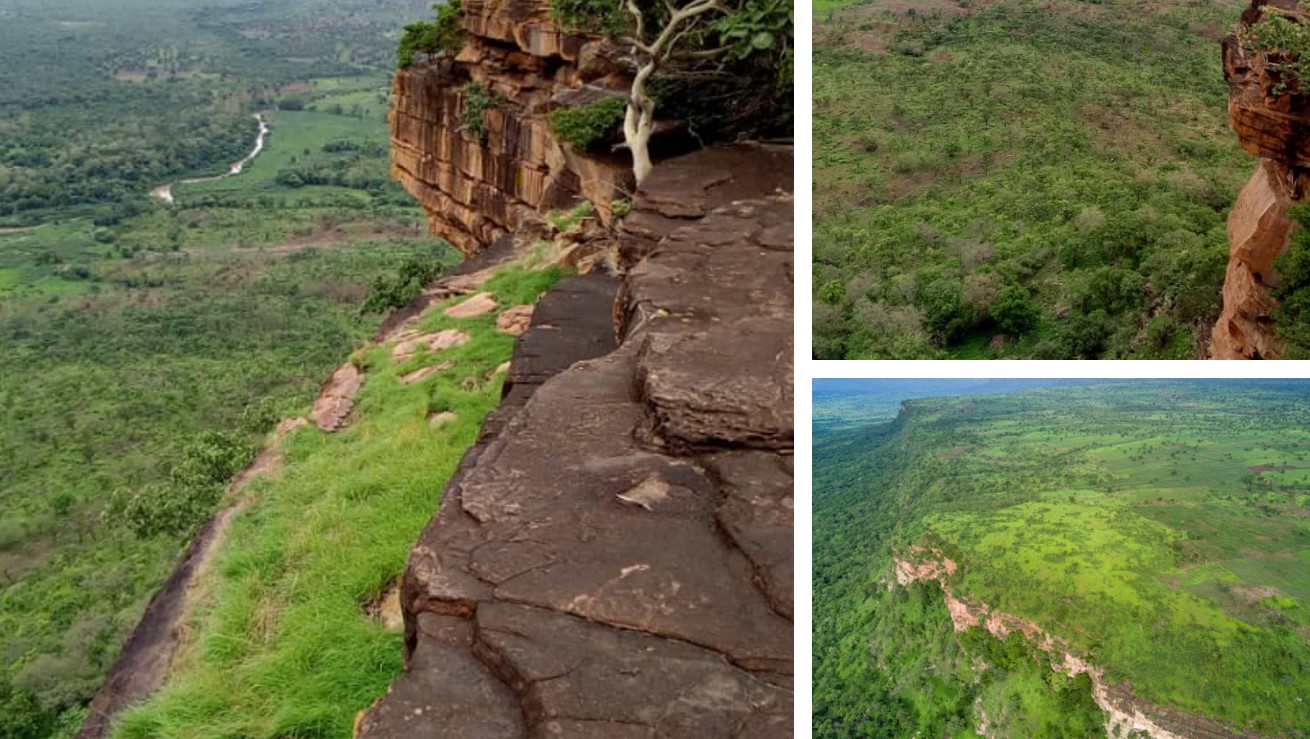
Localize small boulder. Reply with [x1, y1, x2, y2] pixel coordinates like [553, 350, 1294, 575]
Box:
[495, 305, 534, 336]
[400, 361, 454, 385]
[428, 411, 458, 428]
[444, 292, 497, 319]
[311, 363, 364, 432]
[393, 329, 469, 360]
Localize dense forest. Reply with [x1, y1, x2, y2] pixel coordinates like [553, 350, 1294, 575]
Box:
[812, 0, 1252, 359]
[0, 0, 451, 734]
[814, 381, 1310, 737]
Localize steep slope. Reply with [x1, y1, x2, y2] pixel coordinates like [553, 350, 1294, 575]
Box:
[87, 0, 793, 731]
[93, 242, 565, 738]
[359, 145, 794, 737]
[1212, 0, 1310, 358]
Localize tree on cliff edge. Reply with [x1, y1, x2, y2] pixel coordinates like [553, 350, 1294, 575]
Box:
[554, 0, 792, 183]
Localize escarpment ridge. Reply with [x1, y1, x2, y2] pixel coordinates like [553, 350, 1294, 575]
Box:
[357, 145, 794, 737]
[893, 548, 1262, 739]
[1213, 0, 1310, 359]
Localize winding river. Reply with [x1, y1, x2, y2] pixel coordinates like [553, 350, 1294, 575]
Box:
[150, 112, 270, 206]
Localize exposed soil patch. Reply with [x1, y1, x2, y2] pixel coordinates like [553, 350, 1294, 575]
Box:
[846, 0, 980, 18]
[820, 0, 988, 55]
[1248, 465, 1298, 471]
[186, 226, 424, 259]
[0, 224, 44, 235]
[939, 446, 970, 458]
[1234, 585, 1282, 604]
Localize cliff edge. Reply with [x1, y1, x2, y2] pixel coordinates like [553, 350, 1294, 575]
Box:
[357, 145, 794, 737]
[372, 0, 794, 730]
[894, 548, 1262, 739]
[390, 0, 634, 256]
[1212, 0, 1310, 359]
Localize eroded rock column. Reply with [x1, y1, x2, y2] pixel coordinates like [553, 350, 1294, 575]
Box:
[1212, 160, 1302, 359]
[1211, 0, 1310, 359]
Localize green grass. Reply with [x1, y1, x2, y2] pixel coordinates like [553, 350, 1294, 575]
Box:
[110, 264, 565, 738]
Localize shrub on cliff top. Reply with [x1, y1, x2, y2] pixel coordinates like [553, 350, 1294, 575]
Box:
[1239, 1, 1310, 95]
[551, 0, 792, 183]
[548, 96, 627, 149]
[396, 0, 464, 69]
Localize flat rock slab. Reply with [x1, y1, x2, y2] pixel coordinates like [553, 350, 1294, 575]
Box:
[311, 363, 363, 432]
[506, 275, 620, 391]
[360, 147, 793, 738]
[495, 305, 534, 335]
[447, 292, 498, 318]
[626, 195, 794, 452]
[400, 361, 455, 385]
[393, 329, 469, 360]
[619, 143, 793, 267]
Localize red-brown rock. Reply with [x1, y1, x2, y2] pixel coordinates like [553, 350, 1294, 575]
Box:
[1212, 159, 1306, 358]
[1213, 1, 1310, 358]
[356, 147, 794, 738]
[389, 0, 634, 257]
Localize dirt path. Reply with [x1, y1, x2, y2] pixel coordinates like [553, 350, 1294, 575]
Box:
[0, 224, 46, 235]
[75, 418, 304, 739]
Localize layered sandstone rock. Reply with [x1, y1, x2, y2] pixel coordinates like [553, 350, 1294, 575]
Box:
[390, 0, 634, 256]
[1213, 0, 1310, 358]
[356, 146, 794, 737]
[893, 552, 1262, 739]
[1211, 160, 1304, 359]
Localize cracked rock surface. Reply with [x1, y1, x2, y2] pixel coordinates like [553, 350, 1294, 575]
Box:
[357, 145, 793, 738]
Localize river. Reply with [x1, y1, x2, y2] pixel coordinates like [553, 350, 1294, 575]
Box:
[150, 112, 270, 206]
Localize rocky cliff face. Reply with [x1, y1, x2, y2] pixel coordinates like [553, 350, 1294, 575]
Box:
[893, 550, 1261, 739]
[390, 0, 634, 256]
[357, 146, 794, 736]
[1212, 0, 1310, 359]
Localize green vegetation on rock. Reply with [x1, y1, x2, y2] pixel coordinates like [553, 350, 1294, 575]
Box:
[1239, 1, 1310, 95]
[548, 96, 627, 149]
[396, 0, 465, 69]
